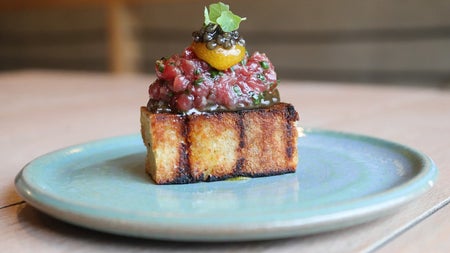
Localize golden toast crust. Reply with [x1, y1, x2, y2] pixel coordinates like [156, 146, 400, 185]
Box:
[140, 103, 299, 184]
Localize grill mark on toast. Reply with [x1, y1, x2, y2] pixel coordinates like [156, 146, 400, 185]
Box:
[174, 143, 193, 184]
[178, 115, 193, 183]
[285, 103, 300, 122]
[284, 104, 299, 160]
[235, 157, 245, 174]
[285, 121, 294, 159]
[237, 110, 246, 149]
[235, 111, 246, 175]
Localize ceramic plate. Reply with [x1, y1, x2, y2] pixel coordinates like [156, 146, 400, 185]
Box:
[15, 129, 437, 241]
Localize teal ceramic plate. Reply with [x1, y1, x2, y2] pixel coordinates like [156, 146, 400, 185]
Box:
[15, 129, 437, 241]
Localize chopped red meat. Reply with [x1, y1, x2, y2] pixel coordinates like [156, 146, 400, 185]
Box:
[147, 46, 280, 114]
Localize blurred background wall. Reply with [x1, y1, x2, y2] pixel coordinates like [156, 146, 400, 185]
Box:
[1, 0, 449, 85]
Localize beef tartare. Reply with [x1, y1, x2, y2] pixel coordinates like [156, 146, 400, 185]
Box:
[148, 47, 279, 114]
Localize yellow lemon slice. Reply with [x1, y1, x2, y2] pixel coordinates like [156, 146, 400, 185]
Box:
[192, 42, 246, 71]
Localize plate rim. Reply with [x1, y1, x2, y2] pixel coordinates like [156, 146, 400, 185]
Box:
[14, 128, 438, 241]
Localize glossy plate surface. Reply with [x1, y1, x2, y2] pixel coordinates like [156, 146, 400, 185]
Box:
[15, 129, 437, 241]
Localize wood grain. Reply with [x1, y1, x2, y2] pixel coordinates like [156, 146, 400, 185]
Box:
[377, 201, 450, 253]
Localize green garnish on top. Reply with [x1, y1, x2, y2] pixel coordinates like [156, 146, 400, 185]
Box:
[204, 2, 246, 32]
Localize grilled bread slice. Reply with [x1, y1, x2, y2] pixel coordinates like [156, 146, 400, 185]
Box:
[140, 103, 299, 184]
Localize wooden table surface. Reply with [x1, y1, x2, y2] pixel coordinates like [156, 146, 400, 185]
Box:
[1, 71, 449, 252]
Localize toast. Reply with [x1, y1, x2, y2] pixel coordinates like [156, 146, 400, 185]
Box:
[140, 103, 299, 184]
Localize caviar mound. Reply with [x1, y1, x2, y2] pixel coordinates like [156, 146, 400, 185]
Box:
[192, 23, 246, 49]
[147, 47, 279, 114]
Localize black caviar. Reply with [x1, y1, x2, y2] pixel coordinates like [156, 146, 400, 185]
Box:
[192, 23, 246, 50]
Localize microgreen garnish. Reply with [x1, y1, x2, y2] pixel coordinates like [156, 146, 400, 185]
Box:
[204, 2, 246, 32]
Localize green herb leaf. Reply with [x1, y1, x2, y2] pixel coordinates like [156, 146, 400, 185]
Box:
[155, 60, 165, 72]
[194, 77, 204, 86]
[259, 61, 269, 70]
[233, 85, 243, 96]
[256, 73, 266, 81]
[204, 2, 246, 32]
[207, 2, 229, 24]
[252, 93, 262, 105]
[216, 11, 242, 32]
[204, 7, 211, 25]
[209, 69, 222, 78]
